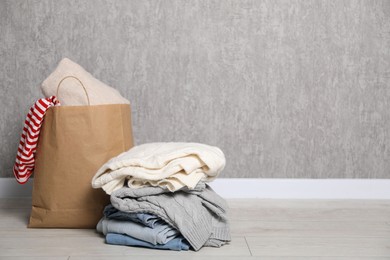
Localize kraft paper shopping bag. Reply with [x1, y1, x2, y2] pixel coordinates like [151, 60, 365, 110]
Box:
[28, 77, 133, 228]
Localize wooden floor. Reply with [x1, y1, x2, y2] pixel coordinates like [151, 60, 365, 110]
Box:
[0, 198, 389, 259]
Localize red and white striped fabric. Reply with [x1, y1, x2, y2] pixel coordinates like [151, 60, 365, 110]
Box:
[13, 96, 60, 184]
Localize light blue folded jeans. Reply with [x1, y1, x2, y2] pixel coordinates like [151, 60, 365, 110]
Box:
[106, 233, 190, 251]
[97, 217, 179, 245]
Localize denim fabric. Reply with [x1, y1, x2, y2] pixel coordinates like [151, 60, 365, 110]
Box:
[106, 233, 190, 251]
[110, 184, 230, 251]
[97, 217, 179, 245]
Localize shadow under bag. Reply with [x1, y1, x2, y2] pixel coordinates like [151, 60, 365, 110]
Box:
[29, 76, 133, 228]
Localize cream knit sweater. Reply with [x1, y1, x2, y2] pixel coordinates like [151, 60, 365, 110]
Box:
[41, 58, 129, 106]
[92, 142, 226, 194]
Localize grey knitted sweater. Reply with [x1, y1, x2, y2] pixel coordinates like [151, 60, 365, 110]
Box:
[110, 183, 231, 251]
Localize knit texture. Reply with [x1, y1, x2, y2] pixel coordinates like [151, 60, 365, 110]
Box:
[110, 183, 231, 251]
[13, 96, 60, 184]
[92, 142, 226, 194]
[41, 58, 129, 106]
[103, 204, 161, 228]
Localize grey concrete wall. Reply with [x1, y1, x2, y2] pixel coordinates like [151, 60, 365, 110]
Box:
[1, 0, 390, 178]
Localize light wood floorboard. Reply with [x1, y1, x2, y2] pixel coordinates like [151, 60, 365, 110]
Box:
[0, 198, 389, 259]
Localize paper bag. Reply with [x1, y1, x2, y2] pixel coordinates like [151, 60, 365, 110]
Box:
[29, 103, 133, 228]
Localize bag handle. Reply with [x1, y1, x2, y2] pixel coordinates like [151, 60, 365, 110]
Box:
[56, 76, 91, 105]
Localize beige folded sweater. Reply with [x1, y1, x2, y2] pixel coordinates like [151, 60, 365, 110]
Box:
[41, 58, 129, 106]
[92, 142, 226, 194]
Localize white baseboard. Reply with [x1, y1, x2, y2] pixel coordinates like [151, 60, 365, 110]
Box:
[210, 178, 390, 199]
[1, 178, 390, 199]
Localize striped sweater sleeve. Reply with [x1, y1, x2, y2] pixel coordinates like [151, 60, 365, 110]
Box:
[13, 96, 60, 184]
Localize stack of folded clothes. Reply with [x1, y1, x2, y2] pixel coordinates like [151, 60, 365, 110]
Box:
[92, 142, 231, 251]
